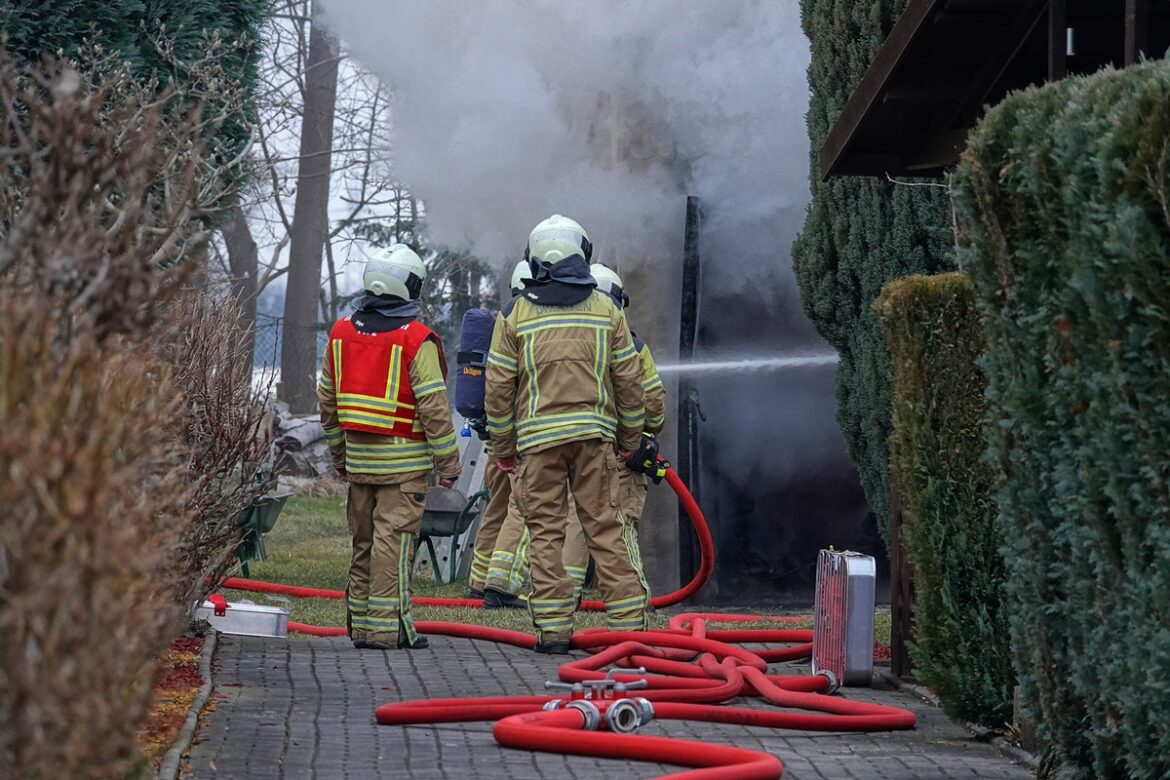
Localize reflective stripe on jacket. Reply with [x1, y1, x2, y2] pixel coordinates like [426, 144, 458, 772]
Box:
[635, 338, 666, 436]
[484, 290, 644, 457]
[326, 317, 444, 438]
[319, 320, 461, 483]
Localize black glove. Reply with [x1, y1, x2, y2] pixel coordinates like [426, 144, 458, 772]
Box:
[624, 433, 669, 483]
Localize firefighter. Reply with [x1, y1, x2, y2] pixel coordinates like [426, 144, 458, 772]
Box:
[591, 263, 667, 517]
[469, 260, 534, 608]
[485, 215, 648, 653]
[319, 245, 462, 651]
[561, 264, 666, 596]
[476, 260, 592, 609]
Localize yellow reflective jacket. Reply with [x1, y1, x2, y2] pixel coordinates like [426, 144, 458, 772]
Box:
[319, 338, 461, 484]
[485, 290, 645, 457]
[634, 337, 666, 436]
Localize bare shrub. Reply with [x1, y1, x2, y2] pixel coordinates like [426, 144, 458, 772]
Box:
[0, 47, 260, 778]
[0, 54, 238, 341]
[0, 303, 192, 779]
[162, 291, 277, 608]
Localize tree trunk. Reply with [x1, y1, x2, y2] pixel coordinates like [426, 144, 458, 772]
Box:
[280, 1, 339, 413]
[223, 205, 258, 367]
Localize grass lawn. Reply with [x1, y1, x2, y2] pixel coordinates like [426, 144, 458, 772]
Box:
[224, 494, 890, 644]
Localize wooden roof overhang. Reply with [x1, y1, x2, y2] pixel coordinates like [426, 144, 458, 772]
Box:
[821, 0, 1170, 179]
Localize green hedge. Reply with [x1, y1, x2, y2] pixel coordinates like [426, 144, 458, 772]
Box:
[0, 1, 268, 180]
[876, 273, 1013, 727]
[794, 0, 953, 542]
[954, 61, 1170, 778]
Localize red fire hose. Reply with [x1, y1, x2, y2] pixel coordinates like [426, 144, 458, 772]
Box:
[371, 617, 916, 779]
[219, 467, 913, 778]
[224, 466, 711, 610]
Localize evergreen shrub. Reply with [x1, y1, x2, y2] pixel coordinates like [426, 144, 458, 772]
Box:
[794, 0, 953, 539]
[954, 60, 1170, 778]
[876, 272, 1013, 727]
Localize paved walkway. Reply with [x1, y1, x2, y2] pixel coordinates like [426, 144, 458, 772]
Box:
[185, 634, 1031, 780]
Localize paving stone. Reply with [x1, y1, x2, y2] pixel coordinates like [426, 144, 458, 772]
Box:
[184, 635, 1032, 779]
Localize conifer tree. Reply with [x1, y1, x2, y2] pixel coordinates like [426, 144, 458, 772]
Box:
[1, 1, 268, 175]
[793, 0, 952, 538]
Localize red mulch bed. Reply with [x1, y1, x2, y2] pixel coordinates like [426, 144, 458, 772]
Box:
[138, 635, 206, 768]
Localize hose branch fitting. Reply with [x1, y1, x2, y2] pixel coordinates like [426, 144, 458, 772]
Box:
[544, 681, 585, 699]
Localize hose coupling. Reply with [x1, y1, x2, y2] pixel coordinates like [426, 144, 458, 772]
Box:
[604, 699, 643, 733]
[566, 699, 602, 731]
[541, 699, 565, 711]
[818, 669, 841, 694]
[631, 697, 655, 726]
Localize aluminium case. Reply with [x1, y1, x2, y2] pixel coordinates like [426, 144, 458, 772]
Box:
[811, 549, 875, 686]
[195, 597, 290, 638]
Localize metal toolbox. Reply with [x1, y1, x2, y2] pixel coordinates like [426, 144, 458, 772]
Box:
[812, 549, 876, 686]
[195, 596, 290, 638]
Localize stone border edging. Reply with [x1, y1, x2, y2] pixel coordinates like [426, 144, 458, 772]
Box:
[874, 669, 1038, 771]
[158, 629, 218, 780]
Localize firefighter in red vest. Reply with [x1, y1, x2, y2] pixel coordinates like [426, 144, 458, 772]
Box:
[318, 245, 461, 651]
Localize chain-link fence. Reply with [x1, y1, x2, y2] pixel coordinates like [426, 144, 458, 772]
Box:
[254, 313, 283, 374]
[254, 313, 332, 411]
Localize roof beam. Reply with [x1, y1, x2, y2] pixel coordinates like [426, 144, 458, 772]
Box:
[830, 154, 905, 178]
[902, 129, 970, 173]
[944, 0, 1048, 129]
[818, 0, 941, 180]
[881, 73, 969, 103]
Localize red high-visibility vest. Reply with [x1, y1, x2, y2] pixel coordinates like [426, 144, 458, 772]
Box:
[327, 317, 446, 438]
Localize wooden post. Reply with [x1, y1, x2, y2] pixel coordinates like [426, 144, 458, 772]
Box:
[1125, 0, 1149, 66]
[889, 483, 915, 679]
[1048, 0, 1067, 81]
[677, 196, 703, 585]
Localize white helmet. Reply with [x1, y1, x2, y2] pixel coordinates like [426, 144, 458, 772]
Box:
[590, 264, 629, 308]
[526, 214, 593, 271]
[509, 259, 532, 295]
[362, 244, 426, 300]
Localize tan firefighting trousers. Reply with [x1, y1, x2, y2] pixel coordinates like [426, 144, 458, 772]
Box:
[484, 481, 530, 596]
[517, 439, 649, 641]
[487, 490, 594, 598]
[469, 458, 512, 592]
[563, 507, 590, 597]
[621, 471, 650, 524]
[562, 471, 650, 595]
[346, 475, 427, 646]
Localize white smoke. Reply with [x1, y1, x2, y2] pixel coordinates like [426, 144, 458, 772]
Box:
[321, 2, 874, 599]
[321, 0, 811, 285]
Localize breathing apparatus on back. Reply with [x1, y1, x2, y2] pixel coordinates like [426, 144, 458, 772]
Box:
[454, 259, 534, 438]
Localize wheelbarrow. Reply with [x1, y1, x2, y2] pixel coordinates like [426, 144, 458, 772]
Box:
[236, 490, 293, 577]
[417, 485, 489, 583]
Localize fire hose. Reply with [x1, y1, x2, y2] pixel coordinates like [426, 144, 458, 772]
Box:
[224, 466, 712, 611]
[371, 619, 916, 779]
[219, 465, 916, 778]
